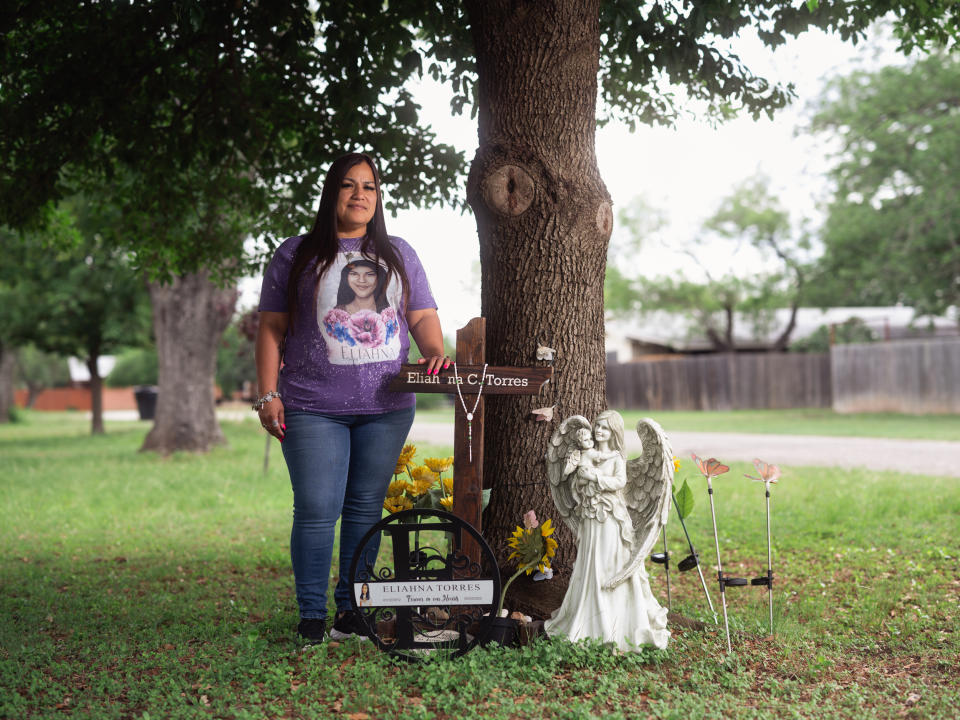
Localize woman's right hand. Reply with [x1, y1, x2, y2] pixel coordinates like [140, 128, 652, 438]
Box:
[258, 398, 285, 441]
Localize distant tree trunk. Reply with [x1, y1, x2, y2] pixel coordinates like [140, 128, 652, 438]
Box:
[772, 268, 805, 352]
[0, 343, 15, 423]
[141, 270, 237, 453]
[465, 0, 610, 618]
[24, 382, 41, 408]
[771, 301, 800, 352]
[705, 304, 736, 352]
[86, 353, 104, 435]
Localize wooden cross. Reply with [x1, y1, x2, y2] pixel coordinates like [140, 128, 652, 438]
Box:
[388, 317, 552, 537]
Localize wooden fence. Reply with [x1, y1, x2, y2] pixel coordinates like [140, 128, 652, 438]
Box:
[831, 338, 960, 414]
[606, 352, 832, 411]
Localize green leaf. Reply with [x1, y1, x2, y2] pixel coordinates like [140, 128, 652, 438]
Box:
[481, 488, 491, 511]
[675, 479, 695, 521]
[805, 0, 820, 12]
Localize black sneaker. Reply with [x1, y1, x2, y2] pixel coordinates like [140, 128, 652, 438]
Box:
[297, 618, 326, 646]
[329, 610, 369, 640]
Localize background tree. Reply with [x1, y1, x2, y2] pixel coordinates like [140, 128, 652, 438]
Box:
[607, 179, 810, 353]
[700, 177, 812, 350]
[0, 340, 14, 423]
[13, 346, 71, 408]
[808, 52, 960, 320]
[0, 207, 151, 434]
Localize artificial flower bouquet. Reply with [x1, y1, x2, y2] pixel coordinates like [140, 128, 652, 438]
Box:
[383, 444, 455, 513]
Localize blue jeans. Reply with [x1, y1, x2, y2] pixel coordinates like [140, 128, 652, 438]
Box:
[281, 406, 415, 619]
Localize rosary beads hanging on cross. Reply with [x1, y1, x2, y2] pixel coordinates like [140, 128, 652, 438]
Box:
[453, 361, 488, 462]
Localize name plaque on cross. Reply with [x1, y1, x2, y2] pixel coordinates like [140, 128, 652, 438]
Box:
[387, 364, 552, 394]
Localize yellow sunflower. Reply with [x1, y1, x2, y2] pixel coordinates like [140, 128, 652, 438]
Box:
[442, 476, 454, 494]
[386, 479, 409, 498]
[383, 495, 413, 513]
[507, 517, 557, 575]
[439, 496, 454, 510]
[496, 511, 560, 616]
[394, 444, 417, 475]
[424, 456, 454, 474]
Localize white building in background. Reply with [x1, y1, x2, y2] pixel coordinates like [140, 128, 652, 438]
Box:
[605, 307, 960, 363]
[66, 356, 117, 383]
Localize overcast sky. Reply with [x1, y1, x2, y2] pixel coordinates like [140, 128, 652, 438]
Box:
[247, 24, 904, 334]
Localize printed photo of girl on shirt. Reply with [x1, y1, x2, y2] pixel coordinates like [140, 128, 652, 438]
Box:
[320, 253, 402, 365]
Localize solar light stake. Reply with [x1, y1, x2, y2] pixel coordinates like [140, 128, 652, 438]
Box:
[707, 479, 732, 654]
[745, 459, 780, 637]
[764, 487, 773, 633]
[673, 493, 716, 618]
[662, 531, 672, 611]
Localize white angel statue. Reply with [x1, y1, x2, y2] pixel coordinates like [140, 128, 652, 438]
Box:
[543, 410, 673, 651]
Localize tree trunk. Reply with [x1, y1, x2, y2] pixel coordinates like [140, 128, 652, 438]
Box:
[465, 0, 610, 618]
[0, 343, 15, 423]
[771, 301, 800, 352]
[141, 270, 237, 453]
[86, 353, 104, 435]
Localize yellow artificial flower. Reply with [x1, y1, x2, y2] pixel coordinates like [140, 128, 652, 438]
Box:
[406, 466, 436, 497]
[673, 456, 681, 473]
[442, 476, 454, 494]
[506, 522, 556, 575]
[424, 456, 453, 474]
[386, 479, 409, 498]
[439, 496, 454, 509]
[383, 495, 413, 513]
[496, 511, 559, 616]
[410, 478, 434, 497]
[394, 444, 417, 475]
[410, 465, 437, 483]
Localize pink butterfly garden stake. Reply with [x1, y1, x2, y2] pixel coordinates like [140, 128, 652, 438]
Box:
[745, 458, 781, 636]
[692, 453, 737, 654]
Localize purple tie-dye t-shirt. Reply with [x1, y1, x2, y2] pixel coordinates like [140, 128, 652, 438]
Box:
[258, 235, 436, 414]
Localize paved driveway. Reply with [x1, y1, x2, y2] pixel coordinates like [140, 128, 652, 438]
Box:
[406, 422, 960, 478]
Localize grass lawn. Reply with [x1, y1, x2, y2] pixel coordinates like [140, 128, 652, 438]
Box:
[414, 407, 960, 441]
[1, 411, 958, 719]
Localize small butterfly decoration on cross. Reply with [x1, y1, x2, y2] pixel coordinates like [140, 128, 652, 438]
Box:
[530, 405, 556, 422]
[536, 346, 556, 362]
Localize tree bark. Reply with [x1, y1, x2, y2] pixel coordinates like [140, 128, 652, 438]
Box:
[0, 343, 15, 423]
[465, 0, 610, 618]
[86, 353, 104, 435]
[141, 270, 237, 453]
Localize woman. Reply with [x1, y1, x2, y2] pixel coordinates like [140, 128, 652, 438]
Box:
[255, 152, 448, 646]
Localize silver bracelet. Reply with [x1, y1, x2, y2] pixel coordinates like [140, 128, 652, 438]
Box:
[252, 391, 281, 411]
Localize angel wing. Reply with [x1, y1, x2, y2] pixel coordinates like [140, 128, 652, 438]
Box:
[545, 415, 592, 538]
[603, 417, 674, 589]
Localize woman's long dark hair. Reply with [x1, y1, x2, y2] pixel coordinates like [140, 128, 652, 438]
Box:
[286, 152, 408, 329]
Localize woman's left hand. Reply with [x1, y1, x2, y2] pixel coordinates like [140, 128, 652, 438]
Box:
[418, 354, 450, 376]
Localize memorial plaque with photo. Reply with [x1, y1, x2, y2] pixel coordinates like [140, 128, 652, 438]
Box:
[348, 509, 501, 661]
